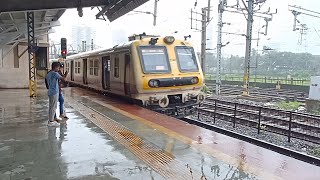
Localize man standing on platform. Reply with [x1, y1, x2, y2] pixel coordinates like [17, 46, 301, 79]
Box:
[54, 63, 69, 120]
[46, 62, 68, 127]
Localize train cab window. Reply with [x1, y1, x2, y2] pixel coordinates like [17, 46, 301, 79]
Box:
[175, 46, 199, 72]
[94, 60, 99, 76]
[139, 46, 170, 73]
[114, 56, 119, 78]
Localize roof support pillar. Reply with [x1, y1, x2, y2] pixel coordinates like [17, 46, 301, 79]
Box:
[27, 12, 37, 97]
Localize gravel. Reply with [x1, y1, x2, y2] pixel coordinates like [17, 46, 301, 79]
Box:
[209, 95, 269, 107]
[190, 114, 320, 158]
[200, 87, 320, 157]
[208, 95, 311, 113]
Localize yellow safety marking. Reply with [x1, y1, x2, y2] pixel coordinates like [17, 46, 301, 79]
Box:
[29, 52, 37, 97]
[67, 99, 204, 180]
[82, 96, 283, 180]
[164, 138, 175, 154]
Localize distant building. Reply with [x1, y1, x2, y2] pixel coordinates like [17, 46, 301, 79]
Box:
[71, 25, 96, 52]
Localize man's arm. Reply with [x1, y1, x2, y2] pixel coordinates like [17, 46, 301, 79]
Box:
[56, 71, 68, 81]
[58, 71, 68, 82]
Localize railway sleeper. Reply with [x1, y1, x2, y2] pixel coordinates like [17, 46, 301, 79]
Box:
[198, 109, 320, 143]
[204, 104, 320, 133]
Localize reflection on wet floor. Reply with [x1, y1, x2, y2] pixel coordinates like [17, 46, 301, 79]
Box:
[1, 87, 320, 180]
[0, 89, 164, 180]
[65, 90, 261, 180]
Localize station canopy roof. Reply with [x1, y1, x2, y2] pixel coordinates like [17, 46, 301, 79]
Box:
[0, 0, 149, 48]
[0, 10, 64, 48]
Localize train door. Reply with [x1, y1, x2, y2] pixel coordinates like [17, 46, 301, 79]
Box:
[124, 54, 131, 96]
[83, 59, 88, 84]
[102, 56, 111, 90]
[71, 60, 74, 81]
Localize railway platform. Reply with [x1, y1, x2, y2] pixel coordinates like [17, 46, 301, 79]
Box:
[1, 87, 320, 180]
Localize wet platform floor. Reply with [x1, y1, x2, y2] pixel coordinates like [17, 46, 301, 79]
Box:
[0, 87, 320, 180]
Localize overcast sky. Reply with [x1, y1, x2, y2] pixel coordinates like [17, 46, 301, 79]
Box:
[50, 0, 320, 57]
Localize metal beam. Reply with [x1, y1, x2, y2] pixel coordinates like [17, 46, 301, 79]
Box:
[0, 31, 21, 38]
[0, 22, 59, 46]
[0, 20, 59, 27]
[27, 12, 37, 98]
[52, 9, 66, 21]
[39, 11, 47, 27]
[2, 41, 19, 60]
[10, 31, 51, 44]
[0, 26, 16, 35]
[8, 13, 19, 32]
[106, 0, 149, 22]
[96, 6, 110, 19]
[0, 32, 22, 46]
[0, 0, 111, 13]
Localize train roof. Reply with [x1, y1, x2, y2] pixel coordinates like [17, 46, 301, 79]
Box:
[65, 36, 191, 60]
[66, 41, 132, 60]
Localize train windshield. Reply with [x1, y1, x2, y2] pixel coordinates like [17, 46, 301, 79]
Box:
[176, 46, 199, 72]
[139, 46, 171, 73]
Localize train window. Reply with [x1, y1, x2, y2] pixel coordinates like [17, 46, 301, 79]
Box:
[94, 60, 99, 76]
[89, 60, 94, 75]
[139, 46, 170, 73]
[75, 62, 77, 74]
[75, 61, 81, 74]
[114, 56, 119, 78]
[175, 46, 199, 72]
[65, 63, 70, 73]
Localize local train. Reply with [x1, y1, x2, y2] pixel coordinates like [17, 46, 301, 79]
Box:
[64, 34, 205, 117]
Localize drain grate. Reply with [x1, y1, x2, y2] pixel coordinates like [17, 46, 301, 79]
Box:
[68, 99, 203, 180]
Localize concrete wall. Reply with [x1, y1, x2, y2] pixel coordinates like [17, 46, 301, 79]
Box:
[0, 35, 49, 88]
[306, 99, 320, 112]
[0, 45, 29, 88]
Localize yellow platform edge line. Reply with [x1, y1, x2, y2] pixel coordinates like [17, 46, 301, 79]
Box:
[85, 97, 283, 180]
[68, 99, 200, 180]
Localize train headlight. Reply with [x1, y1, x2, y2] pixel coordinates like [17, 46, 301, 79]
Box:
[159, 96, 169, 108]
[191, 77, 199, 84]
[164, 36, 175, 44]
[148, 79, 160, 87]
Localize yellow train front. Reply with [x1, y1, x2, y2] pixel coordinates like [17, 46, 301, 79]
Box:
[64, 35, 205, 117]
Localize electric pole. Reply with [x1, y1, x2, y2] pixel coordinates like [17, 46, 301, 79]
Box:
[242, 0, 254, 96]
[153, 0, 159, 26]
[214, 0, 275, 96]
[289, 5, 320, 52]
[201, 8, 207, 75]
[220, 0, 276, 96]
[190, 0, 211, 77]
[216, 0, 225, 96]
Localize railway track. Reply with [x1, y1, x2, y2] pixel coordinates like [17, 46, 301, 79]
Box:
[181, 116, 320, 167]
[197, 98, 320, 144]
[206, 84, 307, 103]
[66, 83, 320, 166]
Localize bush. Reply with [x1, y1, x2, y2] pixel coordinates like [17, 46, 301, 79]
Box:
[276, 101, 303, 111]
[201, 85, 211, 94]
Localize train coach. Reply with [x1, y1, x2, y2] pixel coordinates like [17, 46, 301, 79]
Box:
[64, 34, 205, 117]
